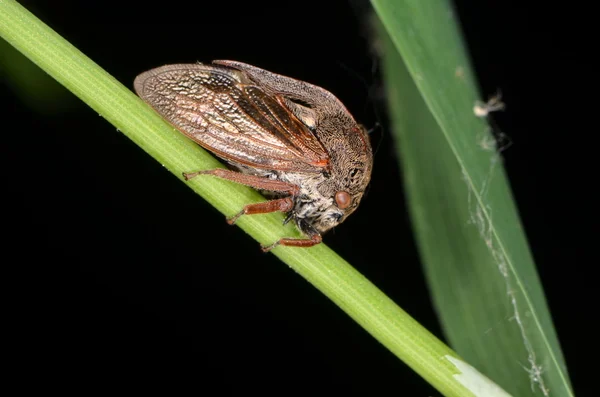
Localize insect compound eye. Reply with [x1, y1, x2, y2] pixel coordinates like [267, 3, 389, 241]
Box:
[335, 191, 352, 209]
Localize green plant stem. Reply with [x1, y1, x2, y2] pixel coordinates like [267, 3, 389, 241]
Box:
[0, 1, 509, 395]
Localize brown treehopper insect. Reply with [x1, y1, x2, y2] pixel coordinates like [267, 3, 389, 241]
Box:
[134, 61, 373, 252]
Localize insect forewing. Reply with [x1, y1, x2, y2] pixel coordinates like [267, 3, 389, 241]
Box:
[134, 64, 330, 173]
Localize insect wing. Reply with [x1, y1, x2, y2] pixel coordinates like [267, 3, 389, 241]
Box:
[134, 64, 330, 173]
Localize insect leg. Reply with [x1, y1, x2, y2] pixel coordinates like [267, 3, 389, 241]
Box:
[183, 169, 299, 194]
[184, 168, 300, 225]
[261, 233, 322, 253]
[226, 197, 294, 225]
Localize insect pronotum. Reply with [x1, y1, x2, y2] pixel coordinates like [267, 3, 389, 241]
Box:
[134, 61, 373, 252]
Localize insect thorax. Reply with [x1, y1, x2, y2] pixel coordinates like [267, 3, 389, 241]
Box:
[232, 163, 343, 234]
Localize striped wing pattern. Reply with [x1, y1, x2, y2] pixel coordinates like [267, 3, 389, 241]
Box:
[134, 64, 330, 173]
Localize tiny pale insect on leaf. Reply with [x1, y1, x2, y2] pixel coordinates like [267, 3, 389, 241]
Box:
[134, 61, 373, 252]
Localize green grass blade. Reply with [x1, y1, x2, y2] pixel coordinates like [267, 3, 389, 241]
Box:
[372, 1, 573, 396]
[0, 1, 512, 395]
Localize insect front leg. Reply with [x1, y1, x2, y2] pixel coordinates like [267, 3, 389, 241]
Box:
[261, 233, 322, 253]
[261, 219, 322, 252]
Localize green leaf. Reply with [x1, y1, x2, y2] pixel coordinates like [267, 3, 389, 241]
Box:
[372, 1, 573, 396]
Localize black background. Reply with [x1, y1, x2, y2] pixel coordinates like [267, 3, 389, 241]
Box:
[1, 0, 594, 395]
